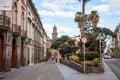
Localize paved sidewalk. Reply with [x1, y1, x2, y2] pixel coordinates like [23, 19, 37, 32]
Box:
[57, 61, 119, 80]
[0, 62, 64, 80]
[0, 61, 119, 80]
[0, 62, 44, 80]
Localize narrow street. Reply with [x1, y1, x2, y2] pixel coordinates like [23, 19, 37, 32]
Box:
[105, 58, 120, 79]
[0, 61, 64, 80]
[0, 60, 118, 80]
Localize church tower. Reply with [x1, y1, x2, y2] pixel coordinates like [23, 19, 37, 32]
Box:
[52, 25, 58, 40]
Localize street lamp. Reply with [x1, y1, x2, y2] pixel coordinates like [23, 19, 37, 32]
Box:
[96, 33, 104, 70]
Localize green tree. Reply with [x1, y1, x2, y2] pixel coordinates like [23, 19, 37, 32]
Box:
[74, 12, 83, 27]
[89, 10, 99, 27]
[102, 27, 114, 40]
[51, 38, 62, 49]
[74, 12, 89, 27]
[51, 35, 78, 57]
[75, 10, 113, 51]
[78, 0, 90, 35]
[85, 27, 114, 51]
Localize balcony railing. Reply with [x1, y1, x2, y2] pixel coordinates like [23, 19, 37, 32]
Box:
[0, 15, 10, 30]
[12, 24, 21, 35]
[21, 30, 27, 39]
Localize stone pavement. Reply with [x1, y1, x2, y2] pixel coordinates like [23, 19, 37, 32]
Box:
[0, 62, 64, 80]
[57, 60, 119, 80]
[0, 60, 119, 80]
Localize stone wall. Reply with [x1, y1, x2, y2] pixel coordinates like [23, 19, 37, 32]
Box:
[60, 59, 82, 72]
[61, 59, 104, 73]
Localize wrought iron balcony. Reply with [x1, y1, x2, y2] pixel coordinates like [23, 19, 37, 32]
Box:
[21, 30, 27, 39]
[0, 15, 10, 31]
[12, 24, 21, 36]
[27, 38, 34, 45]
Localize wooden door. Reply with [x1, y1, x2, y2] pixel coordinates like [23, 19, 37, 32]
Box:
[11, 39, 15, 68]
[20, 41, 23, 66]
[0, 36, 3, 71]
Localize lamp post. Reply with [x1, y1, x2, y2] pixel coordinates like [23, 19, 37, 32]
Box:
[96, 33, 104, 70]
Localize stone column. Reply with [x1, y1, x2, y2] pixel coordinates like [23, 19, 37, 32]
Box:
[23, 39, 28, 66]
[15, 36, 21, 68]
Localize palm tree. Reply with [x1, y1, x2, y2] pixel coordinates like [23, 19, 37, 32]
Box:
[79, 0, 90, 16]
[74, 12, 84, 27]
[78, 0, 90, 35]
[89, 10, 99, 27]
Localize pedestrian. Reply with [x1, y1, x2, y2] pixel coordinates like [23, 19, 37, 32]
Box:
[57, 48, 61, 63]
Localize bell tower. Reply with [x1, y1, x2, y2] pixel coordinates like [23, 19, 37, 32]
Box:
[52, 25, 58, 40]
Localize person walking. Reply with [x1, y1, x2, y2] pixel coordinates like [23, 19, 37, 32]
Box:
[57, 48, 61, 63]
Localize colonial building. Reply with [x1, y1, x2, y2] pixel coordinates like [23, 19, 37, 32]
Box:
[46, 25, 58, 60]
[0, 0, 47, 72]
[47, 25, 58, 49]
[112, 24, 120, 58]
[108, 24, 120, 58]
[107, 39, 115, 57]
[52, 25, 58, 40]
[0, 11, 13, 71]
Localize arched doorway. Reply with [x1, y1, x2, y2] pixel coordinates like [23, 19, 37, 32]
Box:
[0, 35, 3, 71]
[11, 38, 16, 68]
[20, 40, 23, 66]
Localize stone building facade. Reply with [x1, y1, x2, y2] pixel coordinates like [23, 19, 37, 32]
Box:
[47, 25, 58, 60]
[52, 25, 58, 40]
[113, 24, 120, 58]
[0, 0, 47, 72]
[109, 24, 120, 58]
[47, 25, 58, 49]
[107, 39, 115, 57]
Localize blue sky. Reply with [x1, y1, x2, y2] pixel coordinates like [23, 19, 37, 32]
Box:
[32, 0, 120, 39]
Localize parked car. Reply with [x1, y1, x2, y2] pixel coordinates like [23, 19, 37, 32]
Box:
[104, 55, 112, 59]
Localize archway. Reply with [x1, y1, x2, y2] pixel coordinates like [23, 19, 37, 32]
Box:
[0, 35, 3, 71]
[11, 38, 16, 68]
[20, 40, 23, 66]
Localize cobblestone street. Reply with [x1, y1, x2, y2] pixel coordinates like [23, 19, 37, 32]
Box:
[16, 63, 64, 80]
[0, 61, 119, 80]
[1, 62, 64, 80]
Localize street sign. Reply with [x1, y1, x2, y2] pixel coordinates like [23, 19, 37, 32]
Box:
[0, 0, 12, 11]
[80, 36, 88, 44]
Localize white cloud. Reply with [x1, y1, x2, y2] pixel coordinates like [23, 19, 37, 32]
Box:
[115, 11, 120, 15]
[54, 10, 75, 18]
[43, 23, 79, 39]
[38, 10, 75, 18]
[99, 0, 120, 15]
[38, 0, 81, 18]
[58, 27, 73, 34]
[110, 0, 120, 15]
[100, 0, 109, 3]
[43, 24, 54, 38]
[38, 10, 54, 16]
[118, 18, 120, 21]
[40, 0, 79, 11]
[110, 0, 120, 10]
[91, 4, 110, 13]
[86, 0, 120, 16]
[40, 1, 62, 11]
[65, 4, 80, 11]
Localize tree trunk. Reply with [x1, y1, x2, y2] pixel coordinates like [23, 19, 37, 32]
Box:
[94, 39, 97, 51]
[81, 0, 85, 36]
[92, 16, 98, 27]
[78, 21, 83, 27]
